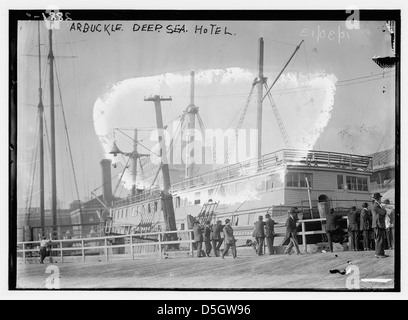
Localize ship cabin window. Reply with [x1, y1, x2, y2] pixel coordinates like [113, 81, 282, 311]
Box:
[154, 201, 158, 212]
[250, 177, 266, 192]
[337, 175, 344, 189]
[175, 197, 181, 208]
[194, 192, 201, 205]
[266, 174, 283, 191]
[208, 189, 214, 199]
[346, 176, 368, 191]
[286, 172, 313, 188]
[147, 203, 151, 214]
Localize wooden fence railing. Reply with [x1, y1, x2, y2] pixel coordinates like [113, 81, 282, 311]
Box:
[17, 217, 350, 263]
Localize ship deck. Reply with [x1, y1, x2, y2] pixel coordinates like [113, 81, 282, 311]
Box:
[16, 248, 395, 291]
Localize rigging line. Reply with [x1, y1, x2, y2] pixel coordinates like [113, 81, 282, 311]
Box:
[376, 117, 394, 154]
[25, 115, 39, 214]
[263, 37, 298, 47]
[336, 75, 393, 87]
[54, 60, 83, 209]
[113, 156, 131, 197]
[337, 71, 394, 83]
[115, 128, 161, 157]
[274, 49, 299, 105]
[358, 78, 380, 129]
[70, 28, 88, 198]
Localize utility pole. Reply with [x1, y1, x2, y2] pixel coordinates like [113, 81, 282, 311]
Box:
[145, 96, 178, 245]
[48, 28, 57, 239]
[37, 22, 45, 236]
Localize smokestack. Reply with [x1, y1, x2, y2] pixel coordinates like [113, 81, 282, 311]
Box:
[100, 159, 113, 206]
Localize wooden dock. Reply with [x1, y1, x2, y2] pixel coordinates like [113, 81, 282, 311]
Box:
[16, 248, 395, 290]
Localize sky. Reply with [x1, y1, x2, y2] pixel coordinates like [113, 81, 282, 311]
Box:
[16, 17, 396, 210]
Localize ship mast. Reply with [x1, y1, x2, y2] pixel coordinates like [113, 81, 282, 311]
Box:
[48, 27, 57, 239]
[37, 22, 45, 236]
[256, 38, 266, 162]
[145, 96, 178, 242]
[185, 71, 198, 180]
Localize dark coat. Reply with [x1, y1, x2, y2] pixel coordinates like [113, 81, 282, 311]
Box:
[285, 215, 297, 236]
[371, 201, 386, 229]
[223, 224, 236, 244]
[389, 209, 395, 227]
[211, 224, 224, 240]
[348, 210, 359, 231]
[253, 220, 265, 238]
[360, 208, 371, 230]
[193, 224, 204, 242]
[203, 225, 212, 240]
[265, 219, 276, 238]
[325, 212, 342, 232]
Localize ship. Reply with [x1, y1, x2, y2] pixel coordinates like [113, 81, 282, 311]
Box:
[103, 37, 375, 246]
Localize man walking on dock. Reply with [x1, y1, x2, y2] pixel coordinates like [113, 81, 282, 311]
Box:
[265, 213, 277, 255]
[253, 215, 266, 255]
[348, 206, 359, 251]
[193, 221, 204, 258]
[371, 193, 388, 258]
[203, 221, 213, 257]
[39, 236, 51, 264]
[325, 208, 342, 253]
[282, 208, 301, 255]
[360, 203, 372, 251]
[221, 219, 237, 259]
[211, 220, 224, 257]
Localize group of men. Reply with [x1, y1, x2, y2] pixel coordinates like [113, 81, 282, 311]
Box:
[325, 192, 395, 258]
[193, 192, 395, 259]
[192, 218, 237, 259]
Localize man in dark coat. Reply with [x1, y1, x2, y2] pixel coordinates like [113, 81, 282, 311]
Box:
[253, 215, 266, 255]
[389, 207, 395, 250]
[347, 206, 359, 251]
[221, 219, 237, 259]
[264, 213, 277, 255]
[325, 208, 342, 253]
[211, 220, 224, 257]
[281, 208, 301, 255]
[203, 221, 213, 257]
[360, 202, 372, 251]
[192, 221, 204, 258]
[371, 193, 388, 258]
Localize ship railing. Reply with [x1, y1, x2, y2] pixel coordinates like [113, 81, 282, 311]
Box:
[17, 229, 197, 264]
[282, 149, 372, 171]
[170, 149, 372, 193]
[113, 188, 162, 207]
[171, 150, 285, 192]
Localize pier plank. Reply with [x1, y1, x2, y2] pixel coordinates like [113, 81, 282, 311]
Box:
[16, 249, 395, 290]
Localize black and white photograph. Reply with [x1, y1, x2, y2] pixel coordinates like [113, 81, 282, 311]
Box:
[6, 1, 405, 300]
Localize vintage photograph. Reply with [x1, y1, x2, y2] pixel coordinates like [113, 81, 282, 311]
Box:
[10, 9, 399, 292]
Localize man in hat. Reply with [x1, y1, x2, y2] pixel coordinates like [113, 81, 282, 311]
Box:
[203, 220, 213, 257]
[265, 213, 277, 255]
[281, 208, 301, 255]
[360, 202, 372, 251]
[347, 206, 360, 251]
[192, 220, 204, 258]
[221, 219, 237, 259]
[371, 193, 388, 258]
[253, 215, 266, 256]
[211, 220, 224, 257]
[325, 208, 342, 253]
[39, 236, 51, 264]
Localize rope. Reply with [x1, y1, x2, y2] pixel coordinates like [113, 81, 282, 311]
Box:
[54, 59, 83, 222]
